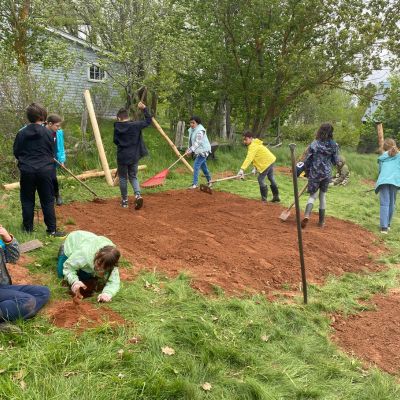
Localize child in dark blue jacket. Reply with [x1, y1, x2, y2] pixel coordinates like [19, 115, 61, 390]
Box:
[301, 123, 339, 228]
[114, 101, 152, 210]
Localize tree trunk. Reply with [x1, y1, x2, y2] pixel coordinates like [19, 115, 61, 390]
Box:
[150, 90, 158, 117]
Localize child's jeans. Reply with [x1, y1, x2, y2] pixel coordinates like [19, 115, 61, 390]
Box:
[379, 184, 398, 228]
[192, 155, 211, 186]
[0, 285, 50, 321]
[118, 162, 140, 197]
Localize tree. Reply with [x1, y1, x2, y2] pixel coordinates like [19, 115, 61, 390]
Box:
[177, 0, 399, 135]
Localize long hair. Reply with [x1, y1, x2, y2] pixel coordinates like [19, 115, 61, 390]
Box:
[94, 246, 120, 272]
[383, 138, 399, 157]
[315, 123, 334, 141]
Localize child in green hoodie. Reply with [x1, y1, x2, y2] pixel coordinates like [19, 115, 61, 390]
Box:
[57, 230, 121, 302]
[237, 131, 280, 202]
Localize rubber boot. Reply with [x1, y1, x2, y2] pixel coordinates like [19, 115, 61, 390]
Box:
[270, 185, 280, 202]
[260, 185, 268, 202]
[301, 203, 314, 229]
[318, 209, 325, 227]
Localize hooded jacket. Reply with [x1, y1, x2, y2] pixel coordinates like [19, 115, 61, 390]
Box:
[240, 139, 276, 172]
[63, 230, 120, 297]
[375, 152, 400, 193]
[304, 139, 339, 181]
[13, 124, 55, 172]
[113, 108, 152, 165]
[188, 124, 211, 156]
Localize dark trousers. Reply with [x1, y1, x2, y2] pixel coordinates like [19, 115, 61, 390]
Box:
[118, 162, 140, 197]
[20, 169, 57, 232]
[0, 285, 50, 321]
[258, 163, 278, 201]
[52, 167, 60, 197]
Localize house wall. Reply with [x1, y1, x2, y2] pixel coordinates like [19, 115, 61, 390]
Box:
[31, 41, 122, 118]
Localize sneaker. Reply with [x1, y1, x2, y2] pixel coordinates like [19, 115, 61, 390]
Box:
[188, 184, 198, 189]
[271, 196, 280, 203]
[121, 199, 128, 208]
[48, 231, 67, 238]
[0, 323, 22, 334]
[207, 182, 213, 188]
[134, 195, 143, 210]
[55, 195, 63, 206]
[380, 228, 388, 234]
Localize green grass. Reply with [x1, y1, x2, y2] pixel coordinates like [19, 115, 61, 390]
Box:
[0, 124, 399, 399]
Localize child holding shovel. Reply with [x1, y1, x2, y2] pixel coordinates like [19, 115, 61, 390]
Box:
[114, 101, 152, 210]
[57, 230, 121, 302]
[237, 131, 280, 202]
[301, 123, 339, 228]
[46, 114, 66, 206]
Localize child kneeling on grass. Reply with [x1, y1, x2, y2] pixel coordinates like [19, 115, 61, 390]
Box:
[375, 138, 400, 234]
[301, 123, 339, 229]
[57, 230, 121, 302]
[237, 131, 280, 202]
[0, 224, 50, 333]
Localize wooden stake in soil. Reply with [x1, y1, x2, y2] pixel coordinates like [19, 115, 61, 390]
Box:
[376, 122, 384, 154]
[289, 143, 308, 304]
[84, 90, 114, 186]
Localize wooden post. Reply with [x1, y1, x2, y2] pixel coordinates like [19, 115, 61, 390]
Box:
[376, 122, 384, 154]
[152, 117, 193, 173]
[83, 89, 114, 186]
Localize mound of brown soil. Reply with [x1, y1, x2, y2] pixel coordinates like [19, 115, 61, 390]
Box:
[45, 300, 125, 331]
[332, 292, 400, 375]
[58, 190, 385, 295]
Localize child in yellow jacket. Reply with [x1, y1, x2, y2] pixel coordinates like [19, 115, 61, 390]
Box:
[237, 131, 280, 202]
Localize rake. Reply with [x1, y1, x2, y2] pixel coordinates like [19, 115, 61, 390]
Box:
[200, 173, 251, 194]
[141, 154, 186, 188]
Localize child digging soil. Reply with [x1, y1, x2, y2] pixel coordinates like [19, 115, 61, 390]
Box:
[57, 230, 121, 302]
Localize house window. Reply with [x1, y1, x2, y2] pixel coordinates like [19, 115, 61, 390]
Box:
[88, 64, 106, 82]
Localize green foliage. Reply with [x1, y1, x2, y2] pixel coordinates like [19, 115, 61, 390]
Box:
[1, 134, 400, 398]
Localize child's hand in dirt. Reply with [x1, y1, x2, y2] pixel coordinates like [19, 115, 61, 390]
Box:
[97, 293, 112, 303]
[0, 225, 12, 242]
[71, 281, 87, 296]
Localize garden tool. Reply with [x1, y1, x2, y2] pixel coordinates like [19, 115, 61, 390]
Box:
[279, 182, 308, 221]
[141, 153, 186, 188]
[200, 173, 251, 194]
[54, 159, 106, 203]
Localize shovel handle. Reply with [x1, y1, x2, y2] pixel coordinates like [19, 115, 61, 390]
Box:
[285, 182, 308, 211]
[54, 158, 99, 197]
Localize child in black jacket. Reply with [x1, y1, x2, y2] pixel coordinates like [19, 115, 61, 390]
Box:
[13, 103, 64, 237]
[113, 101, 152, 210]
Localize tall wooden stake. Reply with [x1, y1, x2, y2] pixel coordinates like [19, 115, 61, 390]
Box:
[376, 122, 384, 154]
[84, 90, 114, 186]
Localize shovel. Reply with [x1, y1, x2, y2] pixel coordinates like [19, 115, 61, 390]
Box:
[54, 159, 106, 203]
[279, 182, 308, 221]
[200, 173, 251, 194]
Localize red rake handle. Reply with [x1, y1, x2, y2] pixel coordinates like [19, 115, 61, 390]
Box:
[167, 153, 186, 170]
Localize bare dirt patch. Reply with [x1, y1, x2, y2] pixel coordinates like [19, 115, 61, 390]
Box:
[57, 190, 386, 295]
[45, 300, 125, 331]
[7, 254, 44, 285]
[332, 292, 400, 375]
